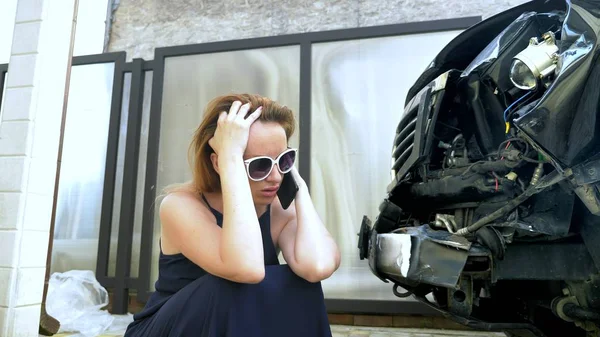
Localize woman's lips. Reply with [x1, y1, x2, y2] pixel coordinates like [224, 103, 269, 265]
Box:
[261, 186, 279, 196]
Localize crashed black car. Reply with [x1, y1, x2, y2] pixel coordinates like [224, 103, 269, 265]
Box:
[358, 1, 600, 336]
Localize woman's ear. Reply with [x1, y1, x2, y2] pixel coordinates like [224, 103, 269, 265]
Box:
[210, 153, 220, 174]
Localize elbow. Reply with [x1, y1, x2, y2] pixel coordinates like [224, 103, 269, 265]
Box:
[303, 262, 336, 283]
[234, 264, 265, 284]
[245, 266, 266, 284]
[299, 249, 341, 283]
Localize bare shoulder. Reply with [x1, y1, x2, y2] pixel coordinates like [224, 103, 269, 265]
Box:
[160, 190, 205, 213]
[159, 190, 216, 254]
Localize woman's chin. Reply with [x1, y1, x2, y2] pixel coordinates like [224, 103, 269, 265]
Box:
[253, 193, 276, 206]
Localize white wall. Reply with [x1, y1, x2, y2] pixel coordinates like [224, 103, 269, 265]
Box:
[73, 0, 110, 56]
[0, 0, 18, 64]
[0, 0, 109, 64]
[0, 0, 111, 124]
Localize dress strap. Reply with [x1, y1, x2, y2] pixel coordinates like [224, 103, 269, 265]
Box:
[200, 193, 223, 222]
[201, 193, 216, 212]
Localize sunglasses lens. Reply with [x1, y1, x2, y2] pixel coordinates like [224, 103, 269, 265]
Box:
[279, 150, 296, 172]
[248, 158, 273, 180]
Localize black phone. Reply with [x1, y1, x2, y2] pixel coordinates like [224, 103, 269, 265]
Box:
[277, 172, 299, 210]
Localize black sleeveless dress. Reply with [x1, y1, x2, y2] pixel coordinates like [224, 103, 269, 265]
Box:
[124, 196, 332, 337]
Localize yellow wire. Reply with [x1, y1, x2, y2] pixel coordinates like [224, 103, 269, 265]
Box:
[505, 122, 510, 134]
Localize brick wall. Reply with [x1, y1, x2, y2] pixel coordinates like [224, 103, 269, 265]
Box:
[0, 0, 76, 335]
[107, 0, 529, 61]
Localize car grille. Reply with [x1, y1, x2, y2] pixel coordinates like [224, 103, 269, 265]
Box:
[388, 70, 452, 191]
[391, 104, 419, 173]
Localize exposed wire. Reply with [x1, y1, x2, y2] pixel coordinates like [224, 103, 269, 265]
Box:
[503, 91, 535, 133]
[497, 137, 528, 160]
[521, 155, 546, 164]
[455, 171, 565, 236]
[500, 141, 511, 160]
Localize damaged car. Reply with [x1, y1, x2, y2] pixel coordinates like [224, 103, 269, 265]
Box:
[358, 0, 600, 336]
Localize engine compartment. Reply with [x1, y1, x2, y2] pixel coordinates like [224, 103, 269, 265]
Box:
[384, 3, 600, 252]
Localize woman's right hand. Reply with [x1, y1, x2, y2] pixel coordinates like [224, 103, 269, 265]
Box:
[208, 101, 262, 157]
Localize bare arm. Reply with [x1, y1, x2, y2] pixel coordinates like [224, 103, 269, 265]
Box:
[217, 153, 265, 279]
[278, 168, 341, 283]
[160, 183, 264, 284]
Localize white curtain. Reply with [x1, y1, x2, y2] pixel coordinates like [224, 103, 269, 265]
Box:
[310, 31, 462, 300]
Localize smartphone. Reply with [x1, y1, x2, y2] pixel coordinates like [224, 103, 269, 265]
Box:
[277, 172, 299, 210]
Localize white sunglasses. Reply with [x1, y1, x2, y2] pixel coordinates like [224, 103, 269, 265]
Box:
[243, 148, 297, 181]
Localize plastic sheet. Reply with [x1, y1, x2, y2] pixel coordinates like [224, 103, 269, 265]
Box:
[46, 270, 133, 337]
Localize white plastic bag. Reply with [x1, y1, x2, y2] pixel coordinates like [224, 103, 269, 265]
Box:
[46, 270, 133, 337]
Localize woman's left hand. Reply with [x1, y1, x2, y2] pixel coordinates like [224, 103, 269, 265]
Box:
[289, 165, 307, 191]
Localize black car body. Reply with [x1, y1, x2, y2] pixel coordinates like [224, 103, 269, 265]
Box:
[358, 1, 600, 336]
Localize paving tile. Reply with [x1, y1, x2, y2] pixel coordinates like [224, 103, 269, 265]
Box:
[354, 315, 394, 327]
[329, 313, 355, 325]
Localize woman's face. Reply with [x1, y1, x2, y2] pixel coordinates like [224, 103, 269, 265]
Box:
[244, 120, 289, 206]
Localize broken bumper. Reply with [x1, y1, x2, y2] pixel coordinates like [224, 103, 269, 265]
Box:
[359, 214, 475, 289]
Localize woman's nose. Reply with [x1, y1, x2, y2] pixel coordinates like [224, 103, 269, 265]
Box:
[266, 165, 282, 182]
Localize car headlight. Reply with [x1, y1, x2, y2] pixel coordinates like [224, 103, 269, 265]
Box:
[509, 31, 559, 90]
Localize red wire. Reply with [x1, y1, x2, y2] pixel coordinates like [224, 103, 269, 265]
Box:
[500, 141, 511, 161]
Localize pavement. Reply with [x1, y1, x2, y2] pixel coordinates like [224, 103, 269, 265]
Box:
[330, 325, 507, 337]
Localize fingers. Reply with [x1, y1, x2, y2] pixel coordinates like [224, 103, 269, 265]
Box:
[225, 101, 261, 124]
[236, 102, 251, 121]
[217, 111, 227, 124]
[227, 101, 243, 120]
[246, 106, 263, 123]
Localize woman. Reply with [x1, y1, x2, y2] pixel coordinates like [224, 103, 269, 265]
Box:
[124, 93, 341, 337]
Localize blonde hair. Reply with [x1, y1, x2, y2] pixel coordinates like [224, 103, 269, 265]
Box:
[161, 93, 296, 198]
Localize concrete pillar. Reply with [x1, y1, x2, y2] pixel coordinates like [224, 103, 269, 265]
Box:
[0, 0, 77, 335]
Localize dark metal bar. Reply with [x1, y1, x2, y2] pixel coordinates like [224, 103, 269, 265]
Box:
[72, 52, 126, 66]
[112, 58, 146, 314]
[299, 41, 312, 186]
[122, 62, 133, 73]
[98, 276, 139, 289]
[143, 60, 156, 71]
[0, 64, 8, 114]
[95, 53, 126, 285]
[137, 49, 166, 303]
[156, 17, 480, 58]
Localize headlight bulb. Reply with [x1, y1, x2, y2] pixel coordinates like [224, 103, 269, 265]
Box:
[510, 59, 538, 90]
[509, 31, 559, 90]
